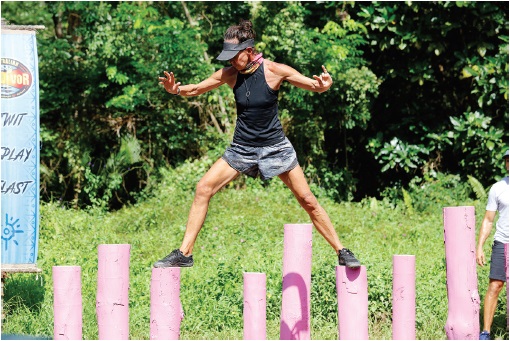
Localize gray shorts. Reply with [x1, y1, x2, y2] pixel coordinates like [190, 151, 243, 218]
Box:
[489, 240, 506, 281]
[222, 137, 299, 180]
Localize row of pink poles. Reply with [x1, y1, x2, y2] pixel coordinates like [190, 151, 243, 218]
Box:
[51, 231, 414, 340]
[52, 232, 414, 340]
[53, 244, 183, 340]
[53, 208, 504, 340]
[272, 207, 500, 340]
[275, 224, 415, 340]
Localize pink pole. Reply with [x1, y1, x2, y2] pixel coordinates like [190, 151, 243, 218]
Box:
[96, 244, 131, 340]
[443, 206, 480, 340]
[53, 266, 83, 340]
[243, 272, 267, 340]
[505, 243, 508, 330]
[336, 265, 368, 340]
[150, 268, 184, 340]
[280, 223, 312, 340]
[392, 255, 416, 340]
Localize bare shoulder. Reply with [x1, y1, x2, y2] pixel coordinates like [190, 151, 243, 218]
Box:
[217, 66, 238, 88]
[265, 60, 297, 78]
[264, 60, 297, 89]
[264, 60, 309, 90]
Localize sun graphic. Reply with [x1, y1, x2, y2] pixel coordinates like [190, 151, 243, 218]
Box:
[2, 213, 24, 251]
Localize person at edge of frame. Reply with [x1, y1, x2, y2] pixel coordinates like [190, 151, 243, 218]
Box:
[154, 19, 361, 269]
[477, 149, 509, 340]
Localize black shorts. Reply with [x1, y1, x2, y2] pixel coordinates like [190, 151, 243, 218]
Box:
[222, 137, 298, 180]
[489, 240, 507, 281]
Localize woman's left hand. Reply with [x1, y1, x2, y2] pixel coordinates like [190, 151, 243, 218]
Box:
[313, 65, 333, 90]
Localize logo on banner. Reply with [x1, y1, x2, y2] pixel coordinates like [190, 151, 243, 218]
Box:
[1, 58, 33, 98]
[2, 213, 24, 251]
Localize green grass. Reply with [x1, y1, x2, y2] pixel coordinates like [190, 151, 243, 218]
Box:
[2, 158, 508, 340]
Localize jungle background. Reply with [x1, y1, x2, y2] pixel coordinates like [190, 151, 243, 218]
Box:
[2, 1, 508, 209]
[1, 1, 509, 340]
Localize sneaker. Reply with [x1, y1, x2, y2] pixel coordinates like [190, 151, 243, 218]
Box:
[479, 331, 490, 340]
[153, 249, 194, 268]
[338, 248, 361, 268]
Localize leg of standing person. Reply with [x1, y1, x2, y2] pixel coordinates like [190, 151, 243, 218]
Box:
[154, 158, 239, 267]
[480, 240, 506, 338]
[482, 279, 504, 334]
[278, 165, 360, 267]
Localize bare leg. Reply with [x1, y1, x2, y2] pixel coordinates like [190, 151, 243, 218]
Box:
[179, 158, 239, 256]
[482, 279, 504, 332]
[278, 165, 344, 254]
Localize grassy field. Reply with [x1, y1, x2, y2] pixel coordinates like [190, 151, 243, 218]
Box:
[2, 157, 508, 340]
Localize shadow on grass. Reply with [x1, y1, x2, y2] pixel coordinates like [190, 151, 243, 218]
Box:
[3, 273, 46, 315]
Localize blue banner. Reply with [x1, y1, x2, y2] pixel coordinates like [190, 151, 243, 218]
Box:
[1, 29, 40, 264]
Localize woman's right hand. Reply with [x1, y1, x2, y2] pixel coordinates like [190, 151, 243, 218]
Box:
[159, 71, 181, 94]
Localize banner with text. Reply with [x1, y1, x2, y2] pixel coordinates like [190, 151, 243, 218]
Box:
[1, 29, 40, 264]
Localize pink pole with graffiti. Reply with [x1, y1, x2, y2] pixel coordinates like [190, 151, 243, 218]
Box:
[443, 206, 480, 340]
[280, 223, 312, 340]
[336, 265, 368, 340]
[53, 266, 83, 340]
[150, 268, 184, 340]
[392, 255, 416, 340]
[243, 272, 267, 340]
[96, 244, 131, 340]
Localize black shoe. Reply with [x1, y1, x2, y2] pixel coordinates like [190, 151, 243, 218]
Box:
[154, 249, 194, 268]
[338, 248, 361, 268]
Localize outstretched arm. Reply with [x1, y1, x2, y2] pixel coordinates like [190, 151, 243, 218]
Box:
[159, 68, 235, 97]
[270, 62, 333, 93]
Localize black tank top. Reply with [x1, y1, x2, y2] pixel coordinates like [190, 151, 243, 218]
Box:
[232, 62, 285, 146]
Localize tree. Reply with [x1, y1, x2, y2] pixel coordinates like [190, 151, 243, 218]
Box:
[2, 1, 506, 206]
[352, 1, 508, 192]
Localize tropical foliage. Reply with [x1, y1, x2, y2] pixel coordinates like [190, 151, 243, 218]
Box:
[2, 1, 508, 209]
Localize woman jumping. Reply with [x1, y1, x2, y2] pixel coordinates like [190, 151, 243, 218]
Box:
[154, 19, 361, 269]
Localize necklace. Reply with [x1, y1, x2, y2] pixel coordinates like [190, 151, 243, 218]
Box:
[242, 73, 258, 107]
[243, 74, 257, 98]
[240, 54, 263, 99]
